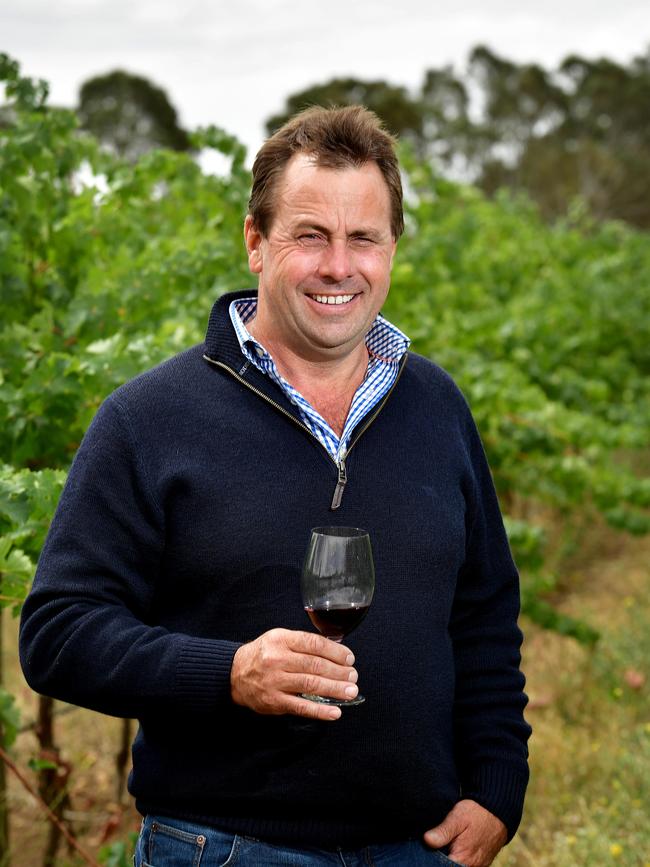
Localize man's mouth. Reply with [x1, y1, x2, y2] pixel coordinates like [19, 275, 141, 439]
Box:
[307, 293, 356, 306]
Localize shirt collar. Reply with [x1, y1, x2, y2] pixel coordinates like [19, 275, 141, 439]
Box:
[229, 296, 410, 365]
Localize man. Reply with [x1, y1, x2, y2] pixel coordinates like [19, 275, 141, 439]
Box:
[20, 106, 531, 866]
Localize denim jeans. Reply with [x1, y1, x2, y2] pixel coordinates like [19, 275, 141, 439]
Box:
[134, 815, 466, 866]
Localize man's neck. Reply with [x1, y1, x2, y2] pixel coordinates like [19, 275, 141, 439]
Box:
[247, 320, 369, 437]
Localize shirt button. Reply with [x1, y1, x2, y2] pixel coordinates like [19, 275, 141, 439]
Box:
[255, 346, 264, 357]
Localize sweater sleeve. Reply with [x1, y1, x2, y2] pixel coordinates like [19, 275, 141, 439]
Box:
[19, 396, 241, 719]
[449, 403, 532, 841]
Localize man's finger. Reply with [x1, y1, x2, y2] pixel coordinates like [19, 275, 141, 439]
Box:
[284, 629, 355, 665]
[279, 671, 359, 703]
[283, 694, 342, 721]
[423, 813, 461, 848]
[282, 650, 358, 683]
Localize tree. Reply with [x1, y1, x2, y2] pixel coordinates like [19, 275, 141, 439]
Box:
[266, 77, 424, 154]
[472, 46, 650, 227]
[77, 70, 191, 161]
[267, 46, 650, 227]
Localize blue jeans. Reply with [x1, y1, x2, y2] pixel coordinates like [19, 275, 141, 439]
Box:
[135, 815, 466, 866]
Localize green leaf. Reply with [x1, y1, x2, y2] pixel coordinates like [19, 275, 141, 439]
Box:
[522, 596, 600, 646]
[28, 757, 58, 771]
[0, 538, 34, 613]
[0, 687, 21, 748]
[98, 833, 138, 867]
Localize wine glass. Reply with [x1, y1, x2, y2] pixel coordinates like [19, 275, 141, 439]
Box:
[301, 526, 375, 706]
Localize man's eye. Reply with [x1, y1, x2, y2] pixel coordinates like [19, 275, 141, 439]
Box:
[352, 237, 374, 246]
[299, 233, 325, 245]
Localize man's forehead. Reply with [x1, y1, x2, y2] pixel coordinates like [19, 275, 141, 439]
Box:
[280, 152, 375, 185]
[275, 154, 391, 218]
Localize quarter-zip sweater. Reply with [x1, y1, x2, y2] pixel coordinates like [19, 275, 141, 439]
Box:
[20, 290, 531, 848]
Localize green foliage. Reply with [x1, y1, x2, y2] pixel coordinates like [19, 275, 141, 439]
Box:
[0, 53, 48, 111]
[0, 465, 66, 613]
[521, 597, 600, 646]
[1, 54, 648, 646]
[0, 688, 20, 748]
[0, 56, 251, 468]
[98, 833, 138, 867]
[0, 540, 33, 616]
[27, 757, 58, 772]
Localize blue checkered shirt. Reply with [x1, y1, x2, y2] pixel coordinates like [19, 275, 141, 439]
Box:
[229, 297, 410, 463]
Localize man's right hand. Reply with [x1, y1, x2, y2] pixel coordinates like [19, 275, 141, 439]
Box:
[230, 628, 358, 721]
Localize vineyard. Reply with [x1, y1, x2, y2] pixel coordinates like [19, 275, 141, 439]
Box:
[1, 54, 649, 866]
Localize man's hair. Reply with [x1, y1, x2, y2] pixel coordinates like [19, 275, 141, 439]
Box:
[248, 105, 404, 239]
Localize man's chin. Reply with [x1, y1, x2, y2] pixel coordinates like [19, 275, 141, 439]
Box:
[300, 330, 370, 362]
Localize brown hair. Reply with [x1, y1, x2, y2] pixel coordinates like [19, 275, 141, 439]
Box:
[248, 105, 404, 239]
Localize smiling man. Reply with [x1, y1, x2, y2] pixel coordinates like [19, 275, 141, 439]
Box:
[245, 154, 395, 362]
[20, 106, 531, 867]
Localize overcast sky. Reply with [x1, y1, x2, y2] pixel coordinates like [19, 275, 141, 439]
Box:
[2, 0, 649, 160]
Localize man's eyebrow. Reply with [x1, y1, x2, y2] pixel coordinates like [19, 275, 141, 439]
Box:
[294, 221, 330, 235]
[349, 228, 384, 240]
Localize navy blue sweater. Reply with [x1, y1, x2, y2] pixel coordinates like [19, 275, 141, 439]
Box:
[20, 291, 530, 847]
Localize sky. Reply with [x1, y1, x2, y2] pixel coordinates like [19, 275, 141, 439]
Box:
[2, 0, 650, 161]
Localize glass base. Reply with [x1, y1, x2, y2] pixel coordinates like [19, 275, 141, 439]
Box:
[301, 693, 365, 707]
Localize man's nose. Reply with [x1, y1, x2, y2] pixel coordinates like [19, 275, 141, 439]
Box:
[318, 240, 353, 283]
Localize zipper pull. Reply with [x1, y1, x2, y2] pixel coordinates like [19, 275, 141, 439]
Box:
[330, 458, 347, 510]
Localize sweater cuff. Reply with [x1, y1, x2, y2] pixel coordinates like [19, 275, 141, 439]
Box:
[175, 636, 243, 712]
[460, 762, 529, 842]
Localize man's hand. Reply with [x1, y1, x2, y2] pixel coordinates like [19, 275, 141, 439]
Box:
[423, 799, 508, 867]
[230, 628, 358, 721]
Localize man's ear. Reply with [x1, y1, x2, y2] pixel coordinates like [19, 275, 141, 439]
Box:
[244, 215, 263, 274]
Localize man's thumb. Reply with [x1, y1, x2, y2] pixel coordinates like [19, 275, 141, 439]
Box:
[423, 816, 456, 848]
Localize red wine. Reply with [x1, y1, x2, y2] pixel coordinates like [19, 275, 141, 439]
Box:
[305, 604, 369, 641]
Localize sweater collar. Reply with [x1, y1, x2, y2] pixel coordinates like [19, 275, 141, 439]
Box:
[202, 289, 303, 418]
[204, 289, 256, 369]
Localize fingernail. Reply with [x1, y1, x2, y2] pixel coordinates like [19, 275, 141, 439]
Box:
[348, 669, 358, 683]
[328, 707, 342, 720]
[345, 684, 358, 698]
[346, 653, 355, 665]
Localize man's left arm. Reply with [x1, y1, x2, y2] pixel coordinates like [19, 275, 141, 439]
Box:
[425, 404, 532, 866]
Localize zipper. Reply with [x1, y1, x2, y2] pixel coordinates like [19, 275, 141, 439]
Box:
[331, 458, 347, 509]
[202, 353, 407, 510]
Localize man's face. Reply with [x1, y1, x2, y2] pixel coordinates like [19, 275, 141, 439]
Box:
[244, 153, 397, 363]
